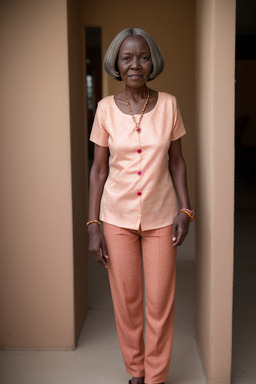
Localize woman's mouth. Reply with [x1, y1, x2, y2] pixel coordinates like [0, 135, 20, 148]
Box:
[128, 74, 143, 79]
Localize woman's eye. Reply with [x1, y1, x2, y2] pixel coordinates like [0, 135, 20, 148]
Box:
[141, 56, 149, 61]
[122, 57, 130, 62]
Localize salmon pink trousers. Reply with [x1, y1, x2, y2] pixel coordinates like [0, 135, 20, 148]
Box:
[103, 223, 177, 384]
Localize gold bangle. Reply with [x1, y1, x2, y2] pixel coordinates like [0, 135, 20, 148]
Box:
[86, 220, 101, 227]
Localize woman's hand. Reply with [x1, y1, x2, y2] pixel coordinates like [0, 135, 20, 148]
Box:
[172, 212, 190, 247]
[88, 224, 108, 268]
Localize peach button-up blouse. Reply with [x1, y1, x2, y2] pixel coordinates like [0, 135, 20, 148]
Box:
[90, 92, 186, 230]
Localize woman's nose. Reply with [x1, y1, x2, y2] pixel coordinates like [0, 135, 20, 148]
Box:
[130, 57, 141, 69]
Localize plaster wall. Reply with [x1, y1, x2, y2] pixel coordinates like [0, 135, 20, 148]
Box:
[0, 0, 75, 349]
[195, 0, 235, 382]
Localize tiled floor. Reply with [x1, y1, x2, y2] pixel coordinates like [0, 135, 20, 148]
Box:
[0, 177, 255, 384]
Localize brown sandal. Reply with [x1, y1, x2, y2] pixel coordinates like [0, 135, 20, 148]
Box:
[128, 379, 145, 384]
[129, 382, 164, 384]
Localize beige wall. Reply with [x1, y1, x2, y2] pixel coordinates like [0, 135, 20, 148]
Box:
[195, 0, 235, 382]
[0, 0, 83, 349]
[83, 0, 196, 207]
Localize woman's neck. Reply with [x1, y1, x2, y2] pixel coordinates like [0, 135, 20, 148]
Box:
[124, 85, 149, 102]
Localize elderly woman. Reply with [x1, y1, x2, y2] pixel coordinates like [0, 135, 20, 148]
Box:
[87, 28, 193, 384]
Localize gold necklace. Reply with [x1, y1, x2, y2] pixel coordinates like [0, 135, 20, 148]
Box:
[124, 87, 150, 130]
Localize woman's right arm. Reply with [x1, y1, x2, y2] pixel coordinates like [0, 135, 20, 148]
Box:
[88, 144, 109, 267]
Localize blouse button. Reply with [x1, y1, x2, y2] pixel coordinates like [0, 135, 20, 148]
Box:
[137, 148, 142, 154]
[136, 128, 141, 133]
[137, 170, 142, 176]
[137, 191, 142, 196]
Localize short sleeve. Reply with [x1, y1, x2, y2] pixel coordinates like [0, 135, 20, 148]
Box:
[171, 99, 186, 141]
[89, 102, 109, 147]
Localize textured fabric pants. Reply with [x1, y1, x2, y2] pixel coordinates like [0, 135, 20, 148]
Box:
[103, 223, 177, 384]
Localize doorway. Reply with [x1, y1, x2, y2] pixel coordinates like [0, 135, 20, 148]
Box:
[85, 26, 102, 164]
[232, 0, 256, 381]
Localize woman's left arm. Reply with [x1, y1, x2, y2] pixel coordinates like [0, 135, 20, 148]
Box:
[169, 138, 192, 246]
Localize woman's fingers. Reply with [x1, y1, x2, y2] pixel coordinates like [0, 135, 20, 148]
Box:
[98, 249, 108, 267]
[98, 240, 108, 268]
[172, 222, 178, 244]
[92, 247, 107, 267]
[94, 248, 107, 266]
[175, 230, 186, 246]
[89, 231, 108, 267]
[172, 214, 190, 247]
[102, 240, 108, 260]
[173, 229, 185, 246]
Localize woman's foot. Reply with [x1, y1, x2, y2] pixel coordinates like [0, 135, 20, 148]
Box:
[129, 377, 144, 384]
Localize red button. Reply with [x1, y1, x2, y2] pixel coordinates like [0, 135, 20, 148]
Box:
[137, 191, 142, 196]
[136, 128, 141, 133]
[137, 148, 142, 154]
[137, 170, 142, 176]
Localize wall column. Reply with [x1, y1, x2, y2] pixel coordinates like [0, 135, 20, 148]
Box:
[195, 0, 236, 382]
[0, 0, 83, 349]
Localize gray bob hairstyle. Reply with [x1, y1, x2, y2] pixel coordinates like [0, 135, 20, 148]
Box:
[103, 28, 164, 81]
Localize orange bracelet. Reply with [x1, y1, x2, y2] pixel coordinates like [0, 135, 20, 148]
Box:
[179, 209, 194, 222]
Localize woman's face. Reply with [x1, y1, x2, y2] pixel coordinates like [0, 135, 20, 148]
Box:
[117, 35, 152, 88]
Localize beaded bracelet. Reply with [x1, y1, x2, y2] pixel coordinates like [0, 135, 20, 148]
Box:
[179, 209, 194, 222]
[86, 220, 101, 227]
[180, 208, 194, 215]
